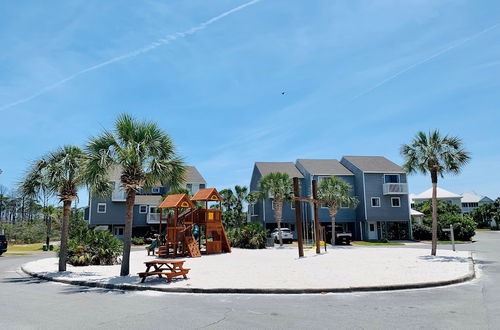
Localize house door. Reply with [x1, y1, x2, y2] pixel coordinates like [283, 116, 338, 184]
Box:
[367, 222, 378, 240]
[113, 226, 124, 240]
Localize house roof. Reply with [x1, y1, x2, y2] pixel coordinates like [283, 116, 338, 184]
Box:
[410, 209, 424, 216]
[413, 187, 462, 200]
[159, 194, 194, 208]
[255, 162, 304, 178]
[191, 188, 222, 202]
[461, 192, 493, 203]
[342, 156, 404, 173]
[296, 159, 354, 176]
[185, 166, 206, 184]
[107, 165, 206, 184]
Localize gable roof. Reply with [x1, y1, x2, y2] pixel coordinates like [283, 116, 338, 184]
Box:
[461, 192, 493, 203]
[413, 187, 461, 200]
[342, 156, 404, 173]
[255, 162, 304, 178]
[296, 159, 354, 176]
[159, 194, 194, 208]
[185, 166, 206, 184]
[191, 188, 222, 202]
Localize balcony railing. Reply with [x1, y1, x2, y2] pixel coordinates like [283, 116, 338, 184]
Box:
[111, 190, 126, 202]
[383, 183, 408, 195]
[147, 213, 161, 224]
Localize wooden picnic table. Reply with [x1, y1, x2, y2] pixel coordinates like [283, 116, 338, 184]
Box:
[138, 260, 190, 283]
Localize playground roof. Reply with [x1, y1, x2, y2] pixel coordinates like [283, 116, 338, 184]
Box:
[191, 188, 222, 202]
[159, 194, 194, 208]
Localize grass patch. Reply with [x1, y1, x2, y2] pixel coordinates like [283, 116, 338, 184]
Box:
[2, 252, 30, 256]
[8, 243, 44, 251]
[352, 241, 405, 246]
[476, 229, 497, 232]
[438, 240, 466, 244]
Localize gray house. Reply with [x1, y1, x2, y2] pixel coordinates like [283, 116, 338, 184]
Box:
[249, 156, 411, 241]
[84, 166, 206, 238]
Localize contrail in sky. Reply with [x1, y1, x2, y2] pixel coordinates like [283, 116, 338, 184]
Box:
[0, 0, 262, 112]
[349, 22, 500, 103]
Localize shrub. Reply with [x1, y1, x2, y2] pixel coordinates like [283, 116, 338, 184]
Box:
[131, 237, 145, 245]
[439, 214, 476, 241]
[65, 228, 123, 266]
[228, 222, 268, 249]
[412, 223, 432, 240]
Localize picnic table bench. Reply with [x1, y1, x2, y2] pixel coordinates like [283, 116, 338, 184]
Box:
[138, 260, 190, 283]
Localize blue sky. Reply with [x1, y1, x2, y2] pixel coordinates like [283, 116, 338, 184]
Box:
[1, 0, 499, 206]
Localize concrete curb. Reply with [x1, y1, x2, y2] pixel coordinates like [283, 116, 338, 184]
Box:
[21, 255, 476, 295]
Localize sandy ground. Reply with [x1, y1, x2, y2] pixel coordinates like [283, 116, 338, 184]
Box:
[23, 246, 471, 290]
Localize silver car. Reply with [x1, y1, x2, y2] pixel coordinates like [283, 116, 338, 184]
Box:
[271, 228, 294, 244]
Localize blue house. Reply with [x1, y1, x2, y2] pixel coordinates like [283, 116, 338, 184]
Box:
[85, 166, 206, 238]
[249, 156, 411, 241]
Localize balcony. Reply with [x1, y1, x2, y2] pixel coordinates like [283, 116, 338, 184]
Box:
[147, 213, 161, 224]
[111, 190, 126, 202]
[383, 183, 408, 195]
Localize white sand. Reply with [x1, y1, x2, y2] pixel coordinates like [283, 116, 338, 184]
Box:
[23, 247, 471, 290]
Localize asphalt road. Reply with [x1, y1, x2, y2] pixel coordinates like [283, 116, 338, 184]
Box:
[1, 231, 499, 330]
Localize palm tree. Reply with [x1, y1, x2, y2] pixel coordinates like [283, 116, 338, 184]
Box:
[84, 114, 185, 276]
[246, 191, 260, 222]
[317, 176, 358, 245]
[234, 185, 249, 227]
[20, 146, 87, 271]
[258, 172, 293, 246]
[401, 130, 470, 256]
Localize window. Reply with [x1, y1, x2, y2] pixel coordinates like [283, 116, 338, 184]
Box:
[369, 223, 375, 231]
[97, 203, 106, 213]
[151, 187, 160, 194]
[371, 197, 381, 207]
[113, 226, 124, 236]
[384, 174, 400, 183]
[186, 184, 193, 192]
[391, 197, 401, 207]
[199, 184, 206, 189]
[139, 205, 147, 214]
[291, 202, 295, 210]
[149, 206, 159, 214]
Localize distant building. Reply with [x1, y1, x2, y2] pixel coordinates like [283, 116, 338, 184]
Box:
[411, 187, 462, 209]
[460, 192, 494, 215]
[410, 189, 494, 215]
[84, 166, 206, 238]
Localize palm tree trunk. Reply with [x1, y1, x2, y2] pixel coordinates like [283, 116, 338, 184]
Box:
[59, 200, 72, 272]
[274, 200, 283, 246]
[431, 170, 438, 256]
[120, 189, 136, 276]
[329, 207, 338, 245]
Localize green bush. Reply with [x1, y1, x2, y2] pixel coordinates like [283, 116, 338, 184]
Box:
[131, 237, 145, 245]
[228, 222, 268, 249]
[65, 228, 123, 266]
[439, 214, 476, 241]
[412, 222, 432, 240]
[0, 220, 59, 244]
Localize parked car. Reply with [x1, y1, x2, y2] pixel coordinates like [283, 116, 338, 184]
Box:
[271, 228, 294, 244]
[0, 235, 7, 256]
[334, 225, 352, 245]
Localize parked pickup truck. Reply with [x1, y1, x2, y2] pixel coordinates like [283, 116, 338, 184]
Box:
[0, 235, 7, 256]
[334, 226, 352, 245]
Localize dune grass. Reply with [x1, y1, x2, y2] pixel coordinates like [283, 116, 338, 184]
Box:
[7, 243, 44, 251]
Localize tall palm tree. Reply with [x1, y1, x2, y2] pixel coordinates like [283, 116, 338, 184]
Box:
[401, 130, 470, 256]
[234, 185, 248, 227]
[84, 114, 185, 276]
[317, 176, 358, 245]
[259, 172, 293, 246]
[20, 146, 87, 271]
[246, 191, 260, 222]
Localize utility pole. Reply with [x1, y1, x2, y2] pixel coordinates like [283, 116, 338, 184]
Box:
[293, 177, 304, 257]
[312, 180, 321, 254]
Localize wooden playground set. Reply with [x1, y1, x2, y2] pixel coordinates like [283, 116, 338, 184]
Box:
[154, 188, 231, 259]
